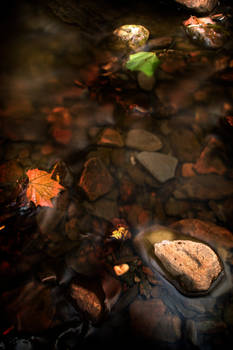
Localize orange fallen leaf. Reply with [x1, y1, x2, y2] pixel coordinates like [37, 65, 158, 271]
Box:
[26, 168, 64, 208]
[113, 264, 130, 276]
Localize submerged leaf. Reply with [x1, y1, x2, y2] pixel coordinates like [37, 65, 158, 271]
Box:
[26, 168, 64, 208]
[125, 51, 160, 77]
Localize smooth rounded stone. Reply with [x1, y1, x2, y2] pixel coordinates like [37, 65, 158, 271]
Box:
[170, 218, 233, 250]
[154, 240, 222, 294]
[84, 198, 118, 222]
[137, 71, 155, 91]
[173, 174, 233, 200]
[136, 151, 178, 183]
[146, 36, 173, 50]
[175, 0, 218, 13]
[78, 157, 114, 201]
[169, 128, 201, 162]
[183, 16, 227, 49]
[97, 128, 124, 147]
[126, 129, 162, 152]
[70, 276, 106, 323]
[193, 136, 227, 175]
[165, 197, 191, 217]
[133, 225, 224, 296]
[4, 281, 55, 333]
[112, 24, 150, 51]
[130, 298, 181, 343]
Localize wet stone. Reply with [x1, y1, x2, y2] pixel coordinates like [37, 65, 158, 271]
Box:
[183, 16, 227, 49]
[137, 71, 156, 91]
[70, 276, 106, 323]
[84, 198, 118, 222]
[175, 0, 218, 13]
[170, 218, 233, 250]
[136, 151, 178, 183]
[173, 174, 233, 200]
[165, 197, 191, 217]
[169, 128, 201, 162]
[193, 136, 227, 175]
[154, 240, 222, 294]
[130, 298, 181, 343]
[112, 24, 149, 51]
[79, 157, 114, 201]
[97, 128, 124, 147]
[126, 129, 162, 152]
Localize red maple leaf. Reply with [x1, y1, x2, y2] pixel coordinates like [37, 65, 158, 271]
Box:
[26, 168, 64, 207]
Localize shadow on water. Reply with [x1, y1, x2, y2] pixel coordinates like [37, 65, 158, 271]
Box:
[1, 0, 233, 349]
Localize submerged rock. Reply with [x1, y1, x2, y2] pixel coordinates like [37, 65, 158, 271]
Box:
[126, 129, 162, 152]
[112, 24, 149, 51]
[70, 276, 106, 323]
[170, 218, 233, 250]
[175, 0, 218, 13]
[130, 298, 181, 343]
[173, 174, 233, 200]
[78, 157, 114, 201]
[183, 15, 227, 49]
[97, 128, 124, 147]
[153, 240, 222, 293]
[136, 151, 178, 182]
[137, 71, 156, 91]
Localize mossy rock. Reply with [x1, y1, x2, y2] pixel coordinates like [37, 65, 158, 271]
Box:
[111, 24, 150, 51]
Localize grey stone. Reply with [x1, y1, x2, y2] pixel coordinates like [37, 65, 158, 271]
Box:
[136, 151, 178, 182]
[126, 129, 162, 152]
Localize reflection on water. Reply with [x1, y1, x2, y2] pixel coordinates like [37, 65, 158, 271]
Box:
[1, 0, 233, 349]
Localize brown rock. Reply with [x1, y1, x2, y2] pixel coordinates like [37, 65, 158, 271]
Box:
[84, 198, 118, 222]
[173, 175, 233, 200]
[193, 137, 227, 175]
[137, 72, 156, 91]
[79, 157, 114, 201]
[182, 163, 196, 177]
[175, 0, 217, 13]
[154, 240, 222, 293]
[169, 128, 201, 162]
[126, 129, 162, 152]
[70, 276, 105, 323]
[130, 298, 181, 343]
[183, 15, 226, 49]
[97, 128, 124, 147]
[170, 218, 233, 250]
[165, 197, 191, 217]
[4, 281, 55, 333]
[0, 159, 23, 184]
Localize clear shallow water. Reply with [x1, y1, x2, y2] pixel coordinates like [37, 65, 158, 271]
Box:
[0, 1, 233, 349]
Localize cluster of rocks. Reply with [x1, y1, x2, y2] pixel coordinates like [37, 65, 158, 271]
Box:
[0, 0, 233, 348]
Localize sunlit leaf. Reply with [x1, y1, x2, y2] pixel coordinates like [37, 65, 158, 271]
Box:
[26, 168, 64, 208]
[111, 226, 131, 240]
[113, 264, 130, 276]
[125, 51, 160, 77]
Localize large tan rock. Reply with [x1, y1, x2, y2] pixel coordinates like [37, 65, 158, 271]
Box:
[154, 240, 222, 293]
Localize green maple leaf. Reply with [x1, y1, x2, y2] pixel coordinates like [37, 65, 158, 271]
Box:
[125, 51, 160, 77]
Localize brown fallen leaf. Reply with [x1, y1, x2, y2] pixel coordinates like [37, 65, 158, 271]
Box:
[26, 168, 64, 208]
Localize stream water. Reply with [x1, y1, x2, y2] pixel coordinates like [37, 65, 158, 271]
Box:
[1, 1, 233, 349]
